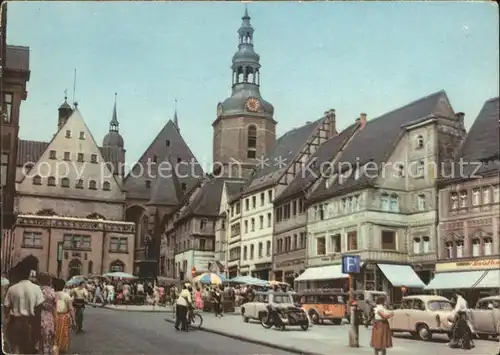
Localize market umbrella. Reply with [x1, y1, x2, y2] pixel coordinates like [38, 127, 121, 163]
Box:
[193, 272, 226, 285]
[65, 278, 84, 287]
[1, 277, 9, 286]
[102, 271, 137, 279]
[230, 276, 268, 286]
[267, 280, 289, 287]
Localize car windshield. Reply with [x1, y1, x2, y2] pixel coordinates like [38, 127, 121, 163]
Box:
[428, 300, 453, 311]
[273, 295, 293, 304]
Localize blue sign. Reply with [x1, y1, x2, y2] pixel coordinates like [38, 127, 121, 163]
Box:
[342, 255, 361, 274]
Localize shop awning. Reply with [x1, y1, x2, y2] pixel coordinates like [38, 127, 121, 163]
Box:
[474, 269, 500, 288]
[378, 264, 425, 288]
[425, 270, 487, 290]
[295, 264, 349, 282]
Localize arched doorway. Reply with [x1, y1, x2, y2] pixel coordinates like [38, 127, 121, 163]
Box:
[68, 259, 82, 278]
[125, 205, 147, 249]
[109, 260, 125, 272]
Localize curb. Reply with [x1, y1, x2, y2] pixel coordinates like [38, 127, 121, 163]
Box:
[99, 306, 173, 313]
[164, 317, 321, 355]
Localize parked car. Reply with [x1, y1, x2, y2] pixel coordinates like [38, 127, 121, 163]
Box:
[388, 295, 455, 341]
[241, 291, 309, 330]
[470, 295, 500, 340]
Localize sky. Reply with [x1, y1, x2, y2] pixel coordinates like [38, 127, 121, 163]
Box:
[6, 1, 499, 171]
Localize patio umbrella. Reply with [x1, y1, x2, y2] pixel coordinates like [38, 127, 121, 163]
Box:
[1, 277, 9, 286]
[230, 276, 268, 286]
[102, 271, 137, 279]
[193, 272, 226, 285]
[65, 278, 84, 287]
[267, 280, 289, 287]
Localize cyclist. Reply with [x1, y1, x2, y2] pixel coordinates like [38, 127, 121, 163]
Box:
[174, 283, 192, 332]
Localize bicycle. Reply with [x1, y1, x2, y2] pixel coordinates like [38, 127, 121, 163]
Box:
[172, 305, 203, 330]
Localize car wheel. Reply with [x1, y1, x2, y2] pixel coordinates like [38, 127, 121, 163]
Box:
[331, 318, 342, 325]
[416, 324, 432, 341]
[309, 310, 320, 324]
[478, 333, 489, 340]
[300, 322, 309, 331]
[243, 316, 249, 323]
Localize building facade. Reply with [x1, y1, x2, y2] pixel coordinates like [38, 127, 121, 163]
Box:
[427, 97, 499, 296]
[1, 3, 31, 230]
[299, 91, 466, 301]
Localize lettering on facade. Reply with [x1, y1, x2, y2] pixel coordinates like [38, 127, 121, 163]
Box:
[436, 258, 500, 272]
[15, 216, 135, 233]
[466, 218, 492, 227]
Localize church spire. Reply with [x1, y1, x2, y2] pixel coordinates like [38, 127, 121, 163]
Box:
[173, 99, 179, 131]
[110, 92, 119, 132]
[231, 6, 261, 88]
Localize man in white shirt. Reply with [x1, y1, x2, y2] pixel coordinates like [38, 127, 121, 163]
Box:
[175, 283, 192, 331]
[3, 258, 44, 354]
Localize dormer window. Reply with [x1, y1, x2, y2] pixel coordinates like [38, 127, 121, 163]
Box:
[89, 180, 97, 190]
[61, 178, 70, 188]
[65, 130, 72, 138]
[33, 175, 42, 185]
[47, 176, 56, 186]
[416, 135, 424, 149]
[79, 131, 85, 140]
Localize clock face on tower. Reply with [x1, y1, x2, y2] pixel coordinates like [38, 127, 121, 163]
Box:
[217, 103, 223, 117]
[245, 97, 260, 112]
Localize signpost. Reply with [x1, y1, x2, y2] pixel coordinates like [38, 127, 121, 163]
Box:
[342, 255, 361, 348]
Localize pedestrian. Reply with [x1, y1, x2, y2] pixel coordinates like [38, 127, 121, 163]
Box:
[175, 283, 192, 331]
[370, 296, 394, 355]
[92, 282, 104, 307]
[54, 278, 74, 354]
[3, 257, 44, 354]
[71, 280, 88, 332]
[213, 286, 223, 318]
[39, 272, 57, 354]
[194, 287, 204, 310]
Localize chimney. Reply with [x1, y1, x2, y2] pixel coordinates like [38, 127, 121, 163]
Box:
[359, 113, 367, 128]
[327, 109, 337, 135]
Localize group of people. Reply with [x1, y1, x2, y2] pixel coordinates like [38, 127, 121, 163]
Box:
[368, 292, 492, 355]
[86, 278, 165, 306]
[2, 257, 88, 354]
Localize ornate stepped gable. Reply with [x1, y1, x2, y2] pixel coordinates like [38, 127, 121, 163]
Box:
[446, 97, 500, 181]
[275, 121, 360, 203]
[308, 90, 457, 202]
[17, 108, 123, 198]
[124, 119, 202, 203]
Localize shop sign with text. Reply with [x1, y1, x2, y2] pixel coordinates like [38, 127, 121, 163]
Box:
[436, 258, 500, 272]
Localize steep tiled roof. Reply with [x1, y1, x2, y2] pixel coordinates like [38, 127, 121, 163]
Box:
[310, 90, 454, 202]
[178, 177, 243, 220]
[226, 180, 245, 200]
[447, 97, 500, 181]
[17, 140, 123, 168]
[275, 122, 359, 203]
[6, 45, 29, 72]
[243, 119, 324, 194]
[124, 120, 203, 200]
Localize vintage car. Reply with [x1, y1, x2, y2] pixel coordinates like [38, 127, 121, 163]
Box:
[388, 295, 455, 341]
[296, 289, 346, 325]
[470, 295, 500, 339]
[241, 291, 309, 329]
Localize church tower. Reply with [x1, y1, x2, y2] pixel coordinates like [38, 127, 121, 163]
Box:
[102, 93, 125, 179]
[212, 7, 276, 178]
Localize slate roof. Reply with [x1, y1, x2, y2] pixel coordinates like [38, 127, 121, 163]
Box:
[225, 180, 245, 201]
[275, 122, 359, 203]
[445, 97, 500, 182]
[5, 45, 30, 72]
[17, 140, 123, 170]
[243, 118, 324, 194]
[125, 119, 203, 201]
[178, 177, 243, 221]
[309, 90, 454, 202]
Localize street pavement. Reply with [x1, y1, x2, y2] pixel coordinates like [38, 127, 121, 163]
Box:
[73, 307, 500, 355]
[71, 307, 290, 355]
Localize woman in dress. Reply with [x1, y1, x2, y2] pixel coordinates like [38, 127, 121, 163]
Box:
[370, 296, 393, 355]
[38, 272, 57, 354]
[54, 278, 74, 354]
[194, 287, 204, 310]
